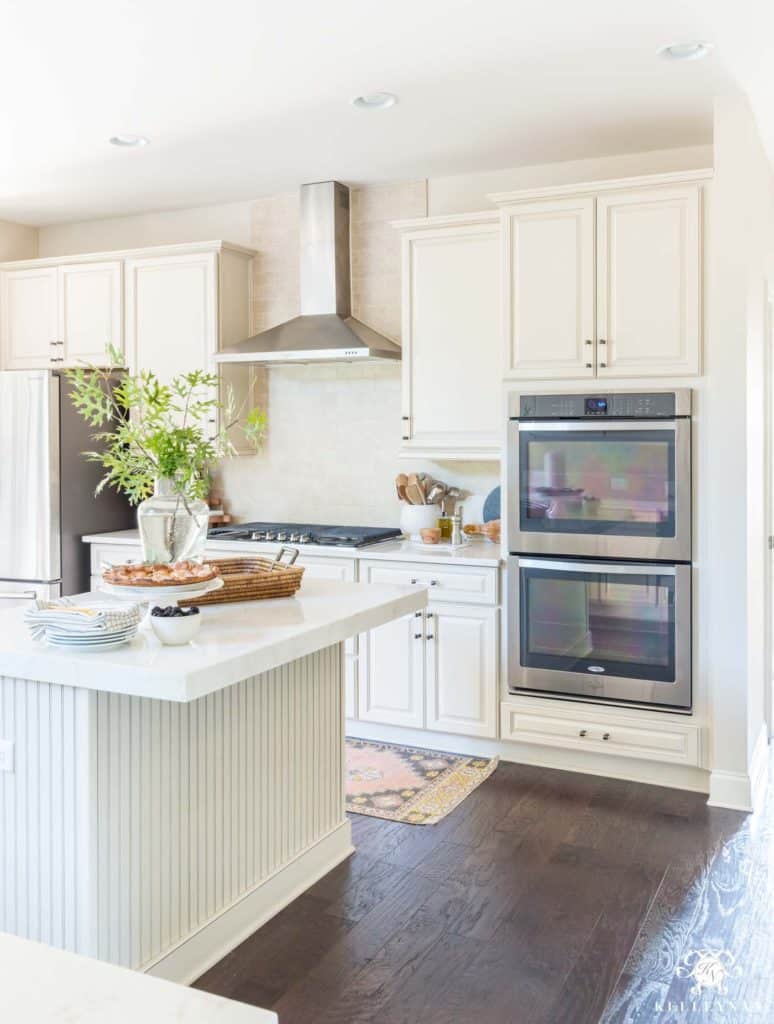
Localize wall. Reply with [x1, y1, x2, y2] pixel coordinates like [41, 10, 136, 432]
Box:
[428, 144, 713, 215]
[705, 93, 774, 807]
[37, 201, 252, 256]
[0, 219, 37, 260]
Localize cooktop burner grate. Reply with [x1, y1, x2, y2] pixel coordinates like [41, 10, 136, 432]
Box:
[208, 522, 402, 548]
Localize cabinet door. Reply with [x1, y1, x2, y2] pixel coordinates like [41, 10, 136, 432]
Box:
[503, 197, 595, 380]
[357, 611, 425, 728]
[425, 604, 498, 738]
[0, 268, 58, 369]
[401, 218, 501, 458]
[596, 185, 701, 377]
[59, 262, 122, 366]
[125, 252, 219, 427]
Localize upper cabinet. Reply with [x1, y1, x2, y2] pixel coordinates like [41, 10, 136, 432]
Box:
[596, 185, 701, 377]
[493, 174, 706, 380]
[0, 267, 58, 369]
[395, 212, 501, 459]
[0, 242, 257, 452]
[1, 261, 122, 370]
[59, 262, 123, 365]
[502, 196, 595, 380]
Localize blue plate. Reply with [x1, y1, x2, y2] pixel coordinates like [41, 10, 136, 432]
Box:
[483, 486, 501, 522]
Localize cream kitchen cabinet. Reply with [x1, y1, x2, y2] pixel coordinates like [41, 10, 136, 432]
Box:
[124, 242, 256, 450]
[501, 196, 595, 380]
[394, 212, 501, 459]
[357, 559, 500, 738]
[357, 608, 426, 728]
[0, 261, 121, 369]
[493, 173, 706, 380]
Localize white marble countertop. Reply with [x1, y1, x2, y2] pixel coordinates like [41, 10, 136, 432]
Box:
[83, 529, 503, 567]
[0, 579, 426, 702]
[0, 933, 276, 1023]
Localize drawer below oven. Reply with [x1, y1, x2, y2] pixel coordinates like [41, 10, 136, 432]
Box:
[500, 698, 704, 768]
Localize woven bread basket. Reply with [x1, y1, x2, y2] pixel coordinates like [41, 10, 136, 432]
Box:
[179, 555, 304, 606]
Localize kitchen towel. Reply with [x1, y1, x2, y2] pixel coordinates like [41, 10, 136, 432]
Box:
[25, 597, 142, 641]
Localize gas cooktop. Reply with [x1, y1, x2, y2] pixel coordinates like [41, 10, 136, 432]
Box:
[208, 522, 402, 548]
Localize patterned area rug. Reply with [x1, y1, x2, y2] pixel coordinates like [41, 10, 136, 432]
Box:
[345, 738, 498, 825]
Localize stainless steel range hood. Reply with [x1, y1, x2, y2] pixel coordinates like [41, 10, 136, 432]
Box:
[216, 181, 401, 365]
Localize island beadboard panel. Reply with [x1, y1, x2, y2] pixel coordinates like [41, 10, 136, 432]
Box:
[0, 645, 348, 981]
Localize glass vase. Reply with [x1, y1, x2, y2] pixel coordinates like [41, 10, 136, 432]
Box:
[137, 477, 209, 564]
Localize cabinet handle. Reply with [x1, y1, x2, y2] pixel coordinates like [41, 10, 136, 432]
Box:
[585, 363, 592, 369]
[426, 633, 434, 640]
[426, 612, 433, 619]
[414, 633, 423, 640]
[402, 436, 410, 441]
[50, 357, 64, 363]
[410, 578, 418, 585]
[429, 579, 439, 587]
[599, 339, 607, 345]
[579, 729, 587, 737]
[599, 362, 607, 368]
[602, 732, 611, 741]
[585, 339, 592, 346]
[414, 611, 422, 618]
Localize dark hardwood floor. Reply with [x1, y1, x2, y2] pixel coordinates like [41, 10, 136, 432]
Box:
[195, 755, 774, 1024]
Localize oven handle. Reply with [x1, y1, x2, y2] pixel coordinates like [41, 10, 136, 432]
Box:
[516, 420, 679, 432]
[515, 557, 678, 576]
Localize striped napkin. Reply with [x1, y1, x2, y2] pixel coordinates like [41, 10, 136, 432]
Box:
[25, 597, 142, 641]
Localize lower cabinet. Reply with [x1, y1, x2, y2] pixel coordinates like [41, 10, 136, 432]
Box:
[357, 603, 499, 738]
[357, 609, 426, 728]
[426, 604, 498, 738]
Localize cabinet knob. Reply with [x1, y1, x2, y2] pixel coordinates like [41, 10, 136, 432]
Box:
[603, 732, 611, 741]
[599, 362, 607, 368]
[579, 729, 587, 737]
[429, 579, 439, 587]
[426, 634, 434, 640]
[585, 339, 592, 346]
[585, 363, 592, 369]
[410, 578, 418, 585]
[414, 632, 423, 640]
[414, 611, 422, 618]
[599, 338, 607, 345]
[426, 612, 433, 619]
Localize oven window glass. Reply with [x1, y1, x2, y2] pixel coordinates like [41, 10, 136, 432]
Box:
[520, 566, 675, 683]
[519, 430, 675, 536]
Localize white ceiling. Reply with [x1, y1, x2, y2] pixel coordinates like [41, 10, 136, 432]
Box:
[0, 0, 768, 225]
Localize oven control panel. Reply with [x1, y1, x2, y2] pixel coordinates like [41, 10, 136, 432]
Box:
[518, 392, 678, 420]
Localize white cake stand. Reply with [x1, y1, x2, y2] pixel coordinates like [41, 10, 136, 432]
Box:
[99, 576, 225, 623]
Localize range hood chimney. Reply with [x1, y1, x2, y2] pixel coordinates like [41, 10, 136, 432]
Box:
[215, 181, 401, 365]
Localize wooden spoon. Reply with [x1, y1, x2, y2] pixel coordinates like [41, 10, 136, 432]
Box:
[406, 473, 426, 505]
[396, 473, 409, 502]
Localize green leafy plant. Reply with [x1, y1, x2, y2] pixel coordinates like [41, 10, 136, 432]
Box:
[65, 345, 267, 505]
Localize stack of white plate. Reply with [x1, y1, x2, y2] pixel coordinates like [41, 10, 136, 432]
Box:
[44, 624, 139, 652]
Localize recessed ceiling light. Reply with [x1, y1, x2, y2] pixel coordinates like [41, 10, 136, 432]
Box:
[109, 134, 150, 147]
[658, 41, 714, 62]
[351, 92, 397, 111]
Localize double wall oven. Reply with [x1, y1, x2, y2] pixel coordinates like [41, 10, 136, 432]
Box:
[507, 390, 692, 711]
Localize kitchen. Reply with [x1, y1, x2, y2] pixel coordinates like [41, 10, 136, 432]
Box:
[1, 3, 774, 1022]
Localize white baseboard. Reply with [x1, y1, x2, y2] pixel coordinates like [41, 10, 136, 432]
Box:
[348, 721, 710, 795]
[708, 725, 770, 812]
[143, 820, 353, 986]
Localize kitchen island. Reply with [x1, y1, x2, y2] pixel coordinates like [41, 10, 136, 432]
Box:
[0, 579, 425, 984]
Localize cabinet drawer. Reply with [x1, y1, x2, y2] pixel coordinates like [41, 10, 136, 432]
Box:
[500, 700, 704, 767]
[359, 559, 498, 605]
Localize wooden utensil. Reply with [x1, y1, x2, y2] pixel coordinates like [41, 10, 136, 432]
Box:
[406, 473, 426, 505]
[395, 473, 409, 502]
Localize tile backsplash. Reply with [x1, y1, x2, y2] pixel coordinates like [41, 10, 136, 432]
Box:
[215, 179, 500, 526]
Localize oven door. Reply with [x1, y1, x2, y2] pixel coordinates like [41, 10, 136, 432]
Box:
[508, 557, 691, 710]
[507, 419, 691, 561]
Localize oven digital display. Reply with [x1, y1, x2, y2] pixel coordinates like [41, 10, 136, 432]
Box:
[585, 397, 608, 415]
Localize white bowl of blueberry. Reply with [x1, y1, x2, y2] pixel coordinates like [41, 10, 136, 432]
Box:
[150, 605, 202, 645]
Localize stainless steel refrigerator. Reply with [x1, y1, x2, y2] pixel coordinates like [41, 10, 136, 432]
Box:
[0, 370, 134, 608]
